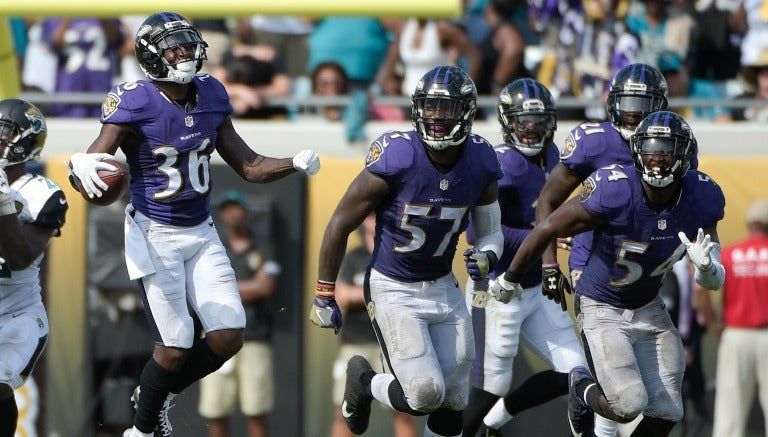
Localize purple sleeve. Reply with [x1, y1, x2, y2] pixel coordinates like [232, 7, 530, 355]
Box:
[560, 124, 609, 178]
[101, 82, 157, 124]
[579, 167, 632, 224]
[364, 131, 415, 181]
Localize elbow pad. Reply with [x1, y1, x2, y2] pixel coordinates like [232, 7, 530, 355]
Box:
[471, 201, 503, 261]
[694, 243, 725, 290]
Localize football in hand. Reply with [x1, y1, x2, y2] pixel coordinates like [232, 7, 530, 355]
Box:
[70, 158, 128, 206]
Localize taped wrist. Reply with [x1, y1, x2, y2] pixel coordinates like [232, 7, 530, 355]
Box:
[316, 280, 336, 297]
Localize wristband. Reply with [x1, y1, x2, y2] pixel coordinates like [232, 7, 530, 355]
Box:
[316, 280, 336, 297]
[542, 263, 560, 269]
[502, 271, 521, 284]
[0, 200, 15, 216]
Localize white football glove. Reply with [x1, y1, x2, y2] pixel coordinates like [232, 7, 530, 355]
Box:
[292, 149, 320, 176]
[488, 275, 523, 304]
[678, 228, 714, 271]
[68, 153, 117, 199]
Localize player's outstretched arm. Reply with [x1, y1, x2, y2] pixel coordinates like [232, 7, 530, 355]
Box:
[505, 197, 601, 284]
[216, 117, 320, 182]
[310, 170, 389, 333]
[536, 163, 584, 264]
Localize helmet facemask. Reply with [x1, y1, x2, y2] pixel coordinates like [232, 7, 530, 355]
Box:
[413, 95, 474, 150]
[608, 92, 667, 140]
[631, 133, 691, 188]
[501, 110, 556, 157]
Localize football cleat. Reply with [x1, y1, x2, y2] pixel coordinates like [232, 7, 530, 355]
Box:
[568, 366, 595, 437]
[342, 355, 375, 435]
[129, 385, 175, 437]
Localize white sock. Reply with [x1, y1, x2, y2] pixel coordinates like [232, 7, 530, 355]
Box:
[483, 398, 513, 429]
[594, 413, 619, 437]
[125, 426, 153, 437]
[370, 373, 396, 410]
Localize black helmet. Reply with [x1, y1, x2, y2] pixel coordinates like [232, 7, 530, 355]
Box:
[607, 63, 668, 140]
[134, 12, 207, 84]
[411, 66, 478, 150]
[630, 111, 695, 188]
[497, 78, 557, 156]
[0, 99, 47, 167]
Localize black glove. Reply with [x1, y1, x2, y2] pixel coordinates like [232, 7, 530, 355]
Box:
[542, 264, 571, 312]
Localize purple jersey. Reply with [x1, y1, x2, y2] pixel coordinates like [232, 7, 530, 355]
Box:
[43, 18, 121, 118]
[100, 75, 233, 226]
[562, 121, 699, 272]
[365, 131, 503, 282]
[490, 143, 560, 286]
[576, 165, 724, 309]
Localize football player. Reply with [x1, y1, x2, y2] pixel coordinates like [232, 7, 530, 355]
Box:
[490, 111, 725, 437]
[462, 79, 602, 436]
[0, 99, 67, 437]
[309, 65, 504, 437]
[66, 12, 320, 437]
[535, 62, 678, 437]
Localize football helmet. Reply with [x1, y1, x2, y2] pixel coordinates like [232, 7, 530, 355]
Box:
[412, 66, 478, 150]
[134, 12, 207, 84]
[497, 78, 557, 157]
[0, 99, 47, 168]
[607, 63, 668, 140]
[630, 111, 695, 188]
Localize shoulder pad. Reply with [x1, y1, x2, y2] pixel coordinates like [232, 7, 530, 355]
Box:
[365, 131, 416, 175]
[101, 81, 154, 123]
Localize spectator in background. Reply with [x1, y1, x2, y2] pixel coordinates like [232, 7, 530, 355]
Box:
[198, 191, 279, 437]
[561, 0, 639, 120]
[307, 18, 399, 93]
[118, 16, 146, 83]
[658, 49, 732, 121]
[42, 17, 124, 118]
[192, 19, 231, 75]
[731, 0, 768, 78]
[731, 49, 768, 121]
[625, 0, 697, 67]
[377, 18, 481, 97]
[712, 199, 768, 437]
[689, 0, 742, 97]
[475, 0, 530, 98]
[235, 16, 312, 80]
[330, 213, 417, 437]
[312, 61, 405, 123]
[21, 19, 57, 96]
[211, 50, 292, 119]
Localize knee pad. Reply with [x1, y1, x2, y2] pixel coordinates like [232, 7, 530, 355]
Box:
[404, 375, 444, 413]
[610, 381, 647, 421]
[388, 377, 445, 416]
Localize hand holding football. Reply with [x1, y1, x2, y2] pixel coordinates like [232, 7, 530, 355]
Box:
[70, 158, 128, 206]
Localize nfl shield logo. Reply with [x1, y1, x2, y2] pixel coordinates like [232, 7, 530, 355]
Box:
[658, 219, 667, 230]
[185, 115, 194, 127]
[439, 179, 449, 191]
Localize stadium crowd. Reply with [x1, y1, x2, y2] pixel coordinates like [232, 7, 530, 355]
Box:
[5, 0, 768, 129]
[3, 1, 768, 437]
